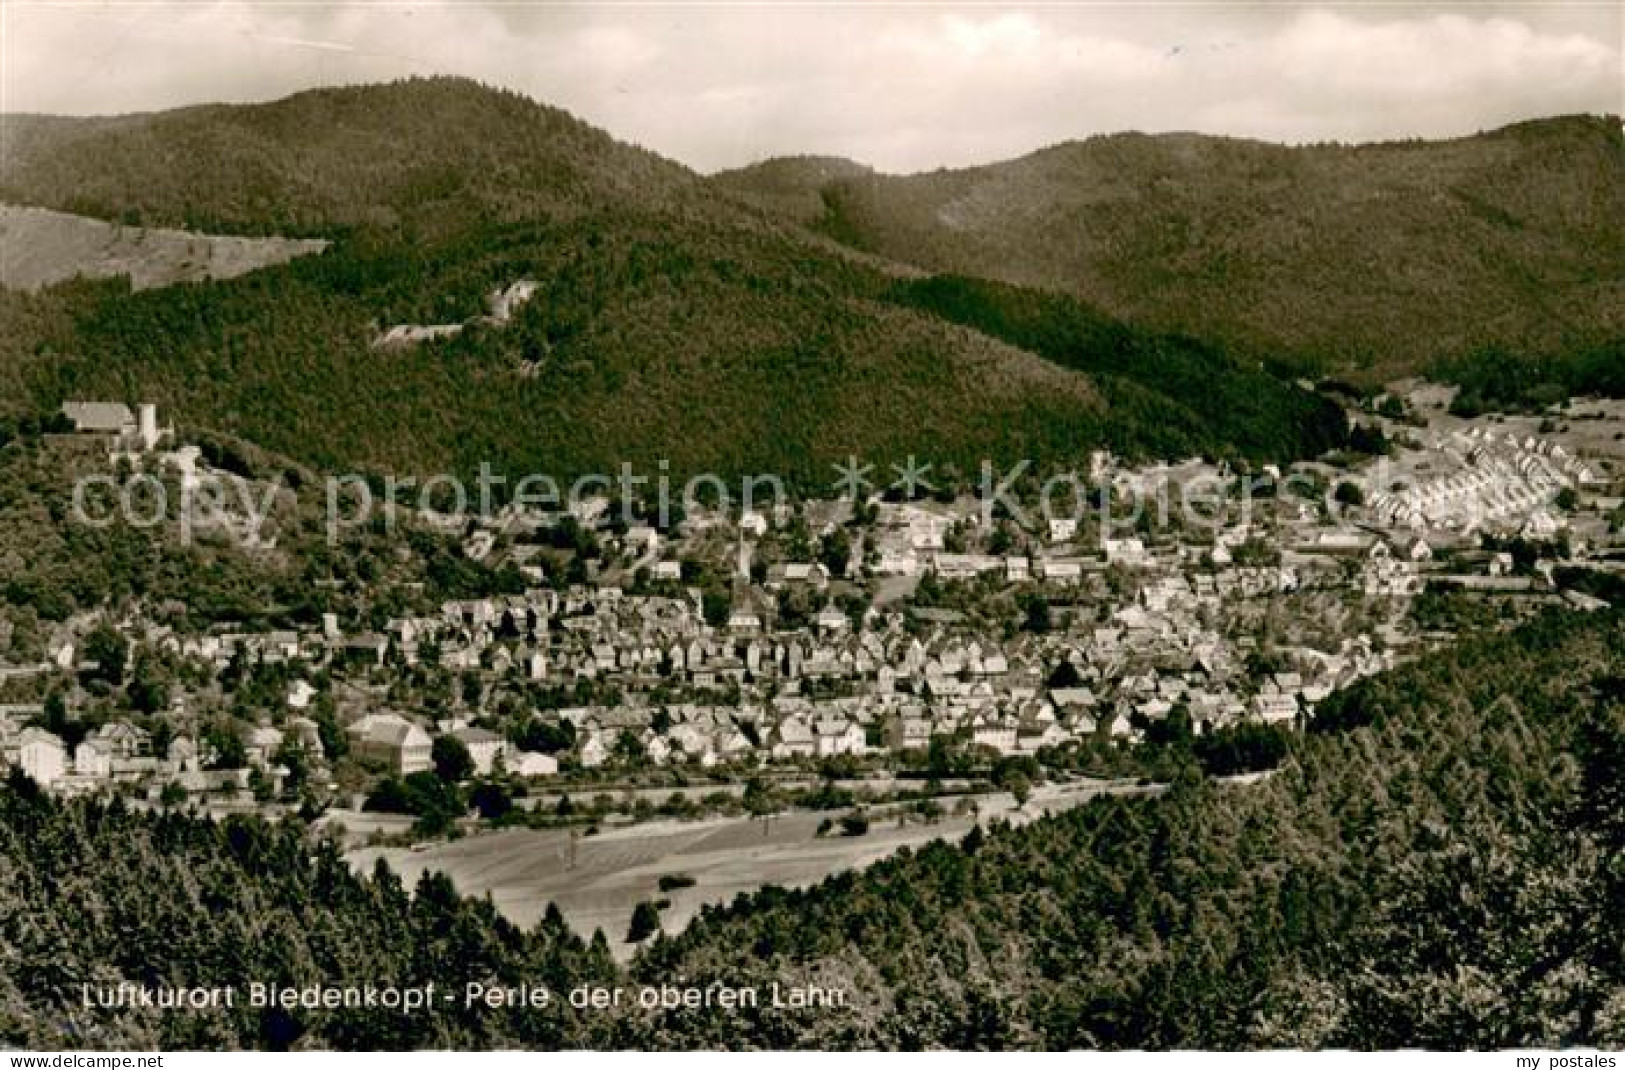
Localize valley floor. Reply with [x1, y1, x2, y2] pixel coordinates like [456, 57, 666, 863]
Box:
[346, 777, 1152, 960]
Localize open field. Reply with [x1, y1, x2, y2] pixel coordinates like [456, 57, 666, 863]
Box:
[0, 203, 327, 291]
[348, 778, 1153, 960]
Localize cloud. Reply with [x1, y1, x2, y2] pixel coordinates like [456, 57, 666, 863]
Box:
[1265, 10, 1615, 115]
[2, 3, 1618, 171]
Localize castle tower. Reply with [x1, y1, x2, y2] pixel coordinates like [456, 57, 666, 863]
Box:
[137, 404, 159, 451]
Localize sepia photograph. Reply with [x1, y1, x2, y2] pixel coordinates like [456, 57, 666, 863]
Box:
[0, 0, 1622, 1057]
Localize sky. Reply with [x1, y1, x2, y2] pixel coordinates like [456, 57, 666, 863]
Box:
[2, 2, 1621, 173]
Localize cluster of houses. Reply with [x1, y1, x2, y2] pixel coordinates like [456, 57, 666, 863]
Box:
[0, 705, 267, 796]
[1369, 429, 1598, 534]
[6, 408, 1618, 805]
[320, 581, 1403, 776]
[2, 521, 1412, 797]
[345, 711, 556, 778]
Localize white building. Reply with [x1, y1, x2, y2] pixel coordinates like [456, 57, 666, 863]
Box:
[16, 728, 67, 786]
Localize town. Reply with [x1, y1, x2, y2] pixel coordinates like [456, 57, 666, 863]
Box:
[3, 388, 1622, 881]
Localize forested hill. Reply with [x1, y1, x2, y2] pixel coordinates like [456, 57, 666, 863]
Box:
[0, 78, 700, 238]
[2, 610, 1619, 1049]
[712, 156, 876, 225]
[722, 116, 1625, 381]
[0, 77, 1346, 483]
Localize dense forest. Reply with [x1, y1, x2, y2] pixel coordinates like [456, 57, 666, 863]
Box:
[0, 79, 698, 239]
[0, 212, 1112, 487]
[887, 276, 1348, 461]
[0, 218, 1347, 486]
[2, 609, 1619, 1048]
[2, 81, 1620, 489]
[0, 775, 622, 1049]
[0, 76, 1382, 487]
[1435, 341, 1625, 416]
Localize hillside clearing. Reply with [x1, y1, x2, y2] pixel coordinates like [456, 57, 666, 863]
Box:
[0, 203, 327, 292]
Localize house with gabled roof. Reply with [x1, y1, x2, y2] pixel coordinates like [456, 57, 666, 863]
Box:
[815, 603, 849, 632]
[347, 713, 432, 775]
[770, 717, 816, 759]
[451, 726, 507, 776]
[814, 719, 866, 757]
